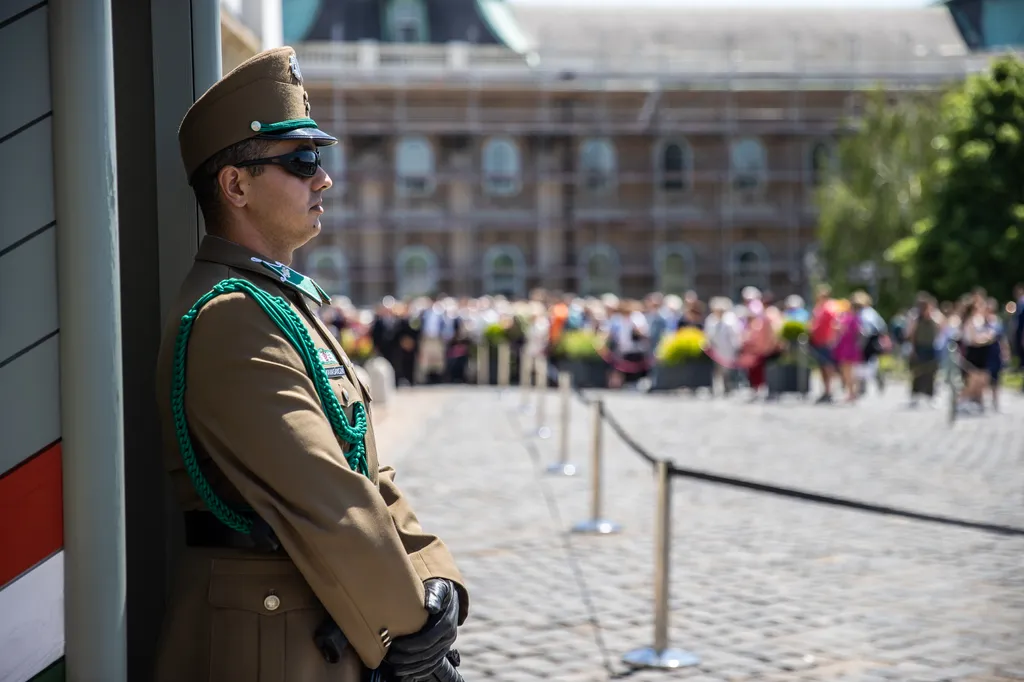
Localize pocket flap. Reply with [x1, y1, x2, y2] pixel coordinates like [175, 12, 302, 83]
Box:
[208, 566, 321, 615]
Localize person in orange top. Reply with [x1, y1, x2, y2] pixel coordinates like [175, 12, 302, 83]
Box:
[808, 284, 839, 403]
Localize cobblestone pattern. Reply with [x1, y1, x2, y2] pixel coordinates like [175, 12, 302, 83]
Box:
[382, 384, 1024, 682]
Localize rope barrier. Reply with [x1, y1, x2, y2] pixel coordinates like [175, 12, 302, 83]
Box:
[571, 385, 1024, 537]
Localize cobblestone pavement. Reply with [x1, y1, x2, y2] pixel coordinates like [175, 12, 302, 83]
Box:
[380, 383, 1024, 682]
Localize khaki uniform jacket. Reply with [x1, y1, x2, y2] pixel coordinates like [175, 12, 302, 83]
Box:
[153, 236, 468, 682]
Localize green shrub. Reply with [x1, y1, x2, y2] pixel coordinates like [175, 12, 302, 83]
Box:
[655, 327, 706, 365]
[483, 322, 508, 347]
[780, 320, 809, 343]
[557, 329, 603, 360]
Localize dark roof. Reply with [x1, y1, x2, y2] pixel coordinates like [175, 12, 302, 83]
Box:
[302, 0, 506, 44]
[508, 5, 968, 62]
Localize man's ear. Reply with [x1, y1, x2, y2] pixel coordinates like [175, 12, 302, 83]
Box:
[219, 166, 249, 208]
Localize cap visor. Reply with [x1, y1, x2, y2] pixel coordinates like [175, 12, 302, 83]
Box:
[256, 127, 337, 146]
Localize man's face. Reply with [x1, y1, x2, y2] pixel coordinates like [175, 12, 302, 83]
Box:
[243, 139, 333, 252]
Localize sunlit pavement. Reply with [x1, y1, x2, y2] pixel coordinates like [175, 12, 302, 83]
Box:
[380, 384, 1024, 682]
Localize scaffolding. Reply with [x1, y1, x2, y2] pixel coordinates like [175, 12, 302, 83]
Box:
[298, 39, 992, 303]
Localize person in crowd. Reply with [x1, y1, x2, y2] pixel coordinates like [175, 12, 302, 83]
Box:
[808, 284, 839, 404]
[832, 298, 863, 403]
[853, 291, 889, 395]
[906, 292, 941, 406]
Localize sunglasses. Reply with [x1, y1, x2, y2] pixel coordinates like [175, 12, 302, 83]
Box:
[235, 148, 322, 178]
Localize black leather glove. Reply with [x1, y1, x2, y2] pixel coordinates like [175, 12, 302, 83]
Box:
[385, 578, 460, 680]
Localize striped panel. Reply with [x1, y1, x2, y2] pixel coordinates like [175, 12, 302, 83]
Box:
[0, 551, 65, 682]
[0, 443, 63, 588]
[0, 3, 65, 682]
[0, 2, 50, 139]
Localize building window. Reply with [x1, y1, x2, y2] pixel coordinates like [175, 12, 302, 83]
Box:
[395, 245, 438, 299]
[578, 244, 621, 296]
[395, 136, 435, 196]
[482, 245, 526, 297]
[482, 137, 521, 196]
[809, 140, 835, 187]
[658, 140, 692, 192]
[729, 242, 770, 297]
[305, 246, 350, 298]
[385, 0, 429, 43]
[729, 137, 767, 194]
[654, 244, 695, 294]
[579, 138, 617, 192]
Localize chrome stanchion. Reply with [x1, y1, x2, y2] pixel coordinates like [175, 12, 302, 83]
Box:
[622, 460, 700, 669]
[497, 342, 511, 400]
[797, 333, 809, 398]
[534, 355, 551, 439]
[477, 343, 490, 387]
[947, 339, 959, 425]
[571, 400, 621, 534]
[546, 371, 577, 476]
[519, 348, 533, 413]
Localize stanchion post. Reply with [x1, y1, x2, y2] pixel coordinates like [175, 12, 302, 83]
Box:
[534, 355, 550, 438]
[947, 339, 958, 425]
[622, 460, 700, 670]
[797, 333, 809, 397]
[546, 371, 577, 476]
[497, 343, 511, 388]
[571, 400, 621, 534]
[519, 348, 533, 412]
[477, 343, 490, 387]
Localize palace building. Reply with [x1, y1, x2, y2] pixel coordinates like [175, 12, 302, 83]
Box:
[287, 0, 983, 303]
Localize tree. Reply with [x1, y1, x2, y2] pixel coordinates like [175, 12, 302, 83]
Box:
[815, 88, 942, 314]
[890, 55, 1024, 303]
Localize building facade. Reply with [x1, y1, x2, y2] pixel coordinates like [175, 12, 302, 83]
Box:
[290, 0, 981, 304]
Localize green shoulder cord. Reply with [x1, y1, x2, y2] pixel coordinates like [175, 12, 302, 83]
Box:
[170, 278, 370, 534]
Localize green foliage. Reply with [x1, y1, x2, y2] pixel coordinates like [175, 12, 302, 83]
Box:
[483, 322, 508, 346]
[779, 320, 809, 343]
[556, 329, 602, 360]
[892, 55, 1024, 302]
[816, 88, 943, 315]
[655, 327, 706, 366]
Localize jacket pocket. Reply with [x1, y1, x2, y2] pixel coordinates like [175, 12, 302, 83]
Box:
[207, 559, 329, 682]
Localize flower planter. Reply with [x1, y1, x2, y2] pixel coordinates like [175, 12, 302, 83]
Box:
[766, 362, 810, 397]
[651, 360, 714, 392]
[565, 358, 608, 389]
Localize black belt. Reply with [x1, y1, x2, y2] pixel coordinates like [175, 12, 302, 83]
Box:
[183, 510, 282, 552]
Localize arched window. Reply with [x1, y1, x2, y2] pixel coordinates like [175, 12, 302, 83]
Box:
[729, 242, 770, 297]
[577, 244, 621, 296]
[395, 245, 438, 299]
[579, 138, 617, 192]
[809, 140, 835, 186]
[306, 246, 350, 298]
[654, 244, 696, 294]
[482, 245, 526, 297]
[658, 140, 691, 192]
[482, 137, 521, 196]
[395, 136, 435, 196]
[386, 0, 429, 43]
[729, 137, 767, 193]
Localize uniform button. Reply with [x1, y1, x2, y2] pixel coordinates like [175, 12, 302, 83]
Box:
[264, 594, 281, 612]
[380, 628, 392, 648]
[342, 389, 350, 402]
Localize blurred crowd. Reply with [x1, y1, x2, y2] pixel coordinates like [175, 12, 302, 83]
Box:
[316, 283, 1024, 410]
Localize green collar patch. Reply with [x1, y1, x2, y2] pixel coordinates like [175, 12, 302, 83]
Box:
[251, 257, 331, 305]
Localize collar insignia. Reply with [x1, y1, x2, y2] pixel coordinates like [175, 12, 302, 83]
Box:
[250, 257, 328, 305]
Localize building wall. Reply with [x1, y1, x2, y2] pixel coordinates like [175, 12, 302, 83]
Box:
[297, 85, 843, 304]
[0, 2, 66, 681]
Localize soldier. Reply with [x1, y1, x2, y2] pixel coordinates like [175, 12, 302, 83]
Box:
[153, 47, 469, 682]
